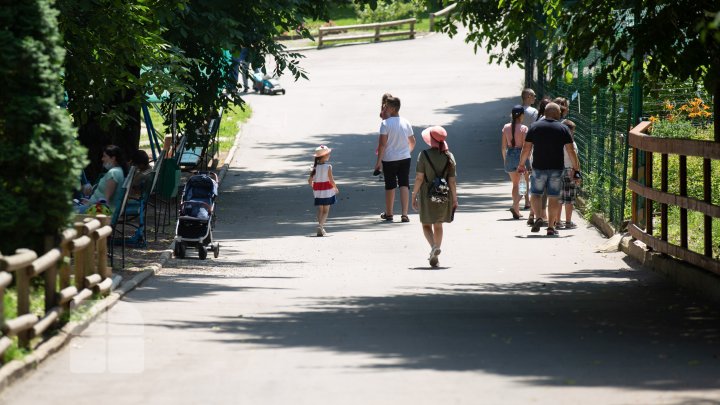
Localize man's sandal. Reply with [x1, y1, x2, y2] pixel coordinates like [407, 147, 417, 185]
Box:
[380, 213, 394, 221]
[401, 215, 410, 222]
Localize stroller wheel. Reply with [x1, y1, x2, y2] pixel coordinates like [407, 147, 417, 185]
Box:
[213, 242, 220, 258]
[175, 242, 186, 259]
[198, 246, 207, 260]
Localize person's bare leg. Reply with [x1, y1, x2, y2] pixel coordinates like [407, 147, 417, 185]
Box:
[524, 172, 531, 208]
[399, 186, 409, 216]
[555, 201, 563, 227]
[565, 203, 574, 223]
[548, 197, 561, 229]
[422, 224, 434, 248]
[432, 223, 444, 251]
[530, 194, 542, 221]
[541, 191, 548, 221]
[509, 172, 520, 213]
[385, 189, 395, 217]
[319, 205, 330, 227]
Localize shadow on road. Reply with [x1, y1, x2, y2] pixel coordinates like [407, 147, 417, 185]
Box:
[149, 266, 720, 391]
[216, 97, 518, 239]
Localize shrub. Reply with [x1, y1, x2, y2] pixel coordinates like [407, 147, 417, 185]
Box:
[353, 0, 426, 24]
[0, 1, 86, 254]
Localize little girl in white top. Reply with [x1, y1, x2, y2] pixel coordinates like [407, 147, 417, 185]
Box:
[308, 145, 339, 236]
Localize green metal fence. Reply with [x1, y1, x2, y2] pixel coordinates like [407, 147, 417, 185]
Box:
[541, 57, 715, 231]
[543, 57, 636, 229]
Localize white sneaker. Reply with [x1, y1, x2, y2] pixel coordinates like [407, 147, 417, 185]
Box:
[428, 246, 441, 267]
[316, 226, 326, 237]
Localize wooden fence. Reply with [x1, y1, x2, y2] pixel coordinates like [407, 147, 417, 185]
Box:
[628, 121, 720, 275]
[429, 3, 457, 32]
[317, 18, 416, 48]
[0, 216, 114, 360]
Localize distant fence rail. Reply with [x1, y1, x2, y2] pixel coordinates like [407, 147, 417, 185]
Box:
[429, 3, 457, 32]
[628, 121, 720, 275]
[317, 18, 416, 48]
[0, 216, 114, 360]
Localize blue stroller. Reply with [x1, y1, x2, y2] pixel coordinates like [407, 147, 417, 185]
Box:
[174, 173, 220, 259]
[250, 71, 286, 95]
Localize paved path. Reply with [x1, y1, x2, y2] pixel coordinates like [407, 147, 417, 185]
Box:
[3, 32, 720, 405]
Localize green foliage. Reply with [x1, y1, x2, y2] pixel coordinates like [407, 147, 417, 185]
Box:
[650, 120, 706, 140]
[158, 0, 329, 148]
[57, 0, 190, 132]
[0, 0, 86, 254]
[439, 1, 720, 96]
[353, 0, 426, 23]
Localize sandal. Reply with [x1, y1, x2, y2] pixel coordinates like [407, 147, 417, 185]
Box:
[509, 207, 523, 220]
[380, 213, 394, 221]
[526, 215, 535, 226]
[401, 215, 410, 223]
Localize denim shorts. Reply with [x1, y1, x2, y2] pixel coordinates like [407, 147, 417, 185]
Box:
[504, 148, 522, 173]
[530, 169, 563, 197]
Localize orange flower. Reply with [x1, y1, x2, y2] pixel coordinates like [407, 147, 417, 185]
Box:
[649, 115, 659, 123]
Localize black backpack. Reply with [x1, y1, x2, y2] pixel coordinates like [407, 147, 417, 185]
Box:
[423, 150, 450, 204]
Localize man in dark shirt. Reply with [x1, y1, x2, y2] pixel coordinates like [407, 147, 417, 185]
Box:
[517, 103, 580, 236]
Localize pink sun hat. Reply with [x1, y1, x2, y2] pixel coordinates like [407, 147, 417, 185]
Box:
[421, 126, 448, 151]
[314, 145, 332, 157]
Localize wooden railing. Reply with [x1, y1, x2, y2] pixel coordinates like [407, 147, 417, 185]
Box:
[628, 121, 720, 275]
[429, 3, 457, 32]
[0, 216, 114, 358]
[317, 18, 415, 48]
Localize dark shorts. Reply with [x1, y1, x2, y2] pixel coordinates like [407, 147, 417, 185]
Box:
[382, 158, 411, 190]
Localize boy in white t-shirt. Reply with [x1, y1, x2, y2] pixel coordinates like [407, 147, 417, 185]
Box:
[374, 96, 416, 222]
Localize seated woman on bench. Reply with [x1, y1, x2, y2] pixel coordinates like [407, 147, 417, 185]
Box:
[76, 145, 127, 214]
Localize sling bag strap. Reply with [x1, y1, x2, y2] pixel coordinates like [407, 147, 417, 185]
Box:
[422, 149, 450, 183]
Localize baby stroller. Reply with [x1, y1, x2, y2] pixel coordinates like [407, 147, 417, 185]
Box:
[174, 172, 220, 259]
[250, 71, 286, 95]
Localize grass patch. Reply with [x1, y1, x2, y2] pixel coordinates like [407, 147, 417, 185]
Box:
[218, 105, 252, 152]
[287, 2, 431, 48]
[142, 104, 252, 154]
[3, 281, 47, 362]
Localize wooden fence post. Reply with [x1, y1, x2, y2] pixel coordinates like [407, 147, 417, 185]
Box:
[10, 249, 37, 349]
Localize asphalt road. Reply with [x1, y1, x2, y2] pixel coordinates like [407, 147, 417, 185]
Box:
[2, 32, 720, 405]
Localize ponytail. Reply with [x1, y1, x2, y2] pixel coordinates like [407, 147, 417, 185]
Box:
[444, 150, 456, 169]
[310, 157, 321, 177]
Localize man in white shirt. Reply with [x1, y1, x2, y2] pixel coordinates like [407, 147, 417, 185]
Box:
[374, 96, 416, 222]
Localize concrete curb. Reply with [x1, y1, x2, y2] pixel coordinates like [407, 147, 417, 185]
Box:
[0, 128, 244, 392]
[581, 203, 720, 304]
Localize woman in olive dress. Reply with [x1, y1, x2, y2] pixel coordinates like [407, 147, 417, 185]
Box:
[411, 126, 457, 267]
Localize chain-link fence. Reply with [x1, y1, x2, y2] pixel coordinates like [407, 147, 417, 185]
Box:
[539, 54, 715, 231]
[543, 57, 635, 229]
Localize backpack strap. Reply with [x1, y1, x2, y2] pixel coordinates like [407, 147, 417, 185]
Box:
[422, 149, 450, 181]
